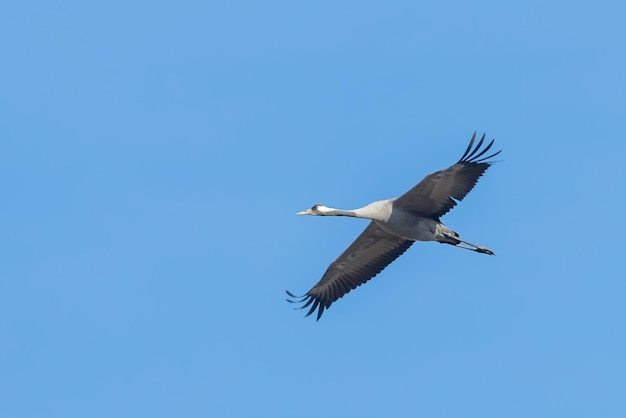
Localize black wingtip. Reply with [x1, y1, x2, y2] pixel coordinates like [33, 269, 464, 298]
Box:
[304, 298, 320, 318]
[459, 131, 477, 162]
[286, 291, 326, 320]
[285, 290, 307, 303]
[459, 132, 501, 164]
[316, 304, 325, 321]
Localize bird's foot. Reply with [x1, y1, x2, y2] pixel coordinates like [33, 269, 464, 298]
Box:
[474, 246, 495, 255]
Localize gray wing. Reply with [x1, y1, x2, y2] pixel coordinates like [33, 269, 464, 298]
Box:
[394, 132, 501, 219]
[287, 222, 414, 320]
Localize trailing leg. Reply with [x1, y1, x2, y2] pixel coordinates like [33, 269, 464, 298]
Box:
[437, 228, 495, 255]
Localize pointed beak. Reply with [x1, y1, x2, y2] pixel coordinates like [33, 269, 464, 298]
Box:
[297, 209, 313, 215]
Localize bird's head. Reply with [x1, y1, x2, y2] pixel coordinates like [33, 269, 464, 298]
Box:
[297, 204, 332, 216]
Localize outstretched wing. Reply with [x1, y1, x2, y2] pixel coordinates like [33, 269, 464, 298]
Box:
[394, 132, 501, 219]
[287, 222, 414, 320]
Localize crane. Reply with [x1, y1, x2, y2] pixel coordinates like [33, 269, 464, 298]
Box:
[287, 132, 501, 320]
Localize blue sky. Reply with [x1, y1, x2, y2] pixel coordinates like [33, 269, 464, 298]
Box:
[2, 1, 626, 417]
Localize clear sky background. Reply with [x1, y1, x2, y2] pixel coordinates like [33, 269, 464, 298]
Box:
[2, 1, 626, 417]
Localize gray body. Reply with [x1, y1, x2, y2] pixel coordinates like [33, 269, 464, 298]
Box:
[357, 199, 452, 242]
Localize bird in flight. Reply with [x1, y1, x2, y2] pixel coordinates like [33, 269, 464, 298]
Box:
[287, 132, 501, 320]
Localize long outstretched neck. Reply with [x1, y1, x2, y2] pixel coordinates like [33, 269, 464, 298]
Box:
[319, 201, 390, 221]
[318, 207, 361, 217]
